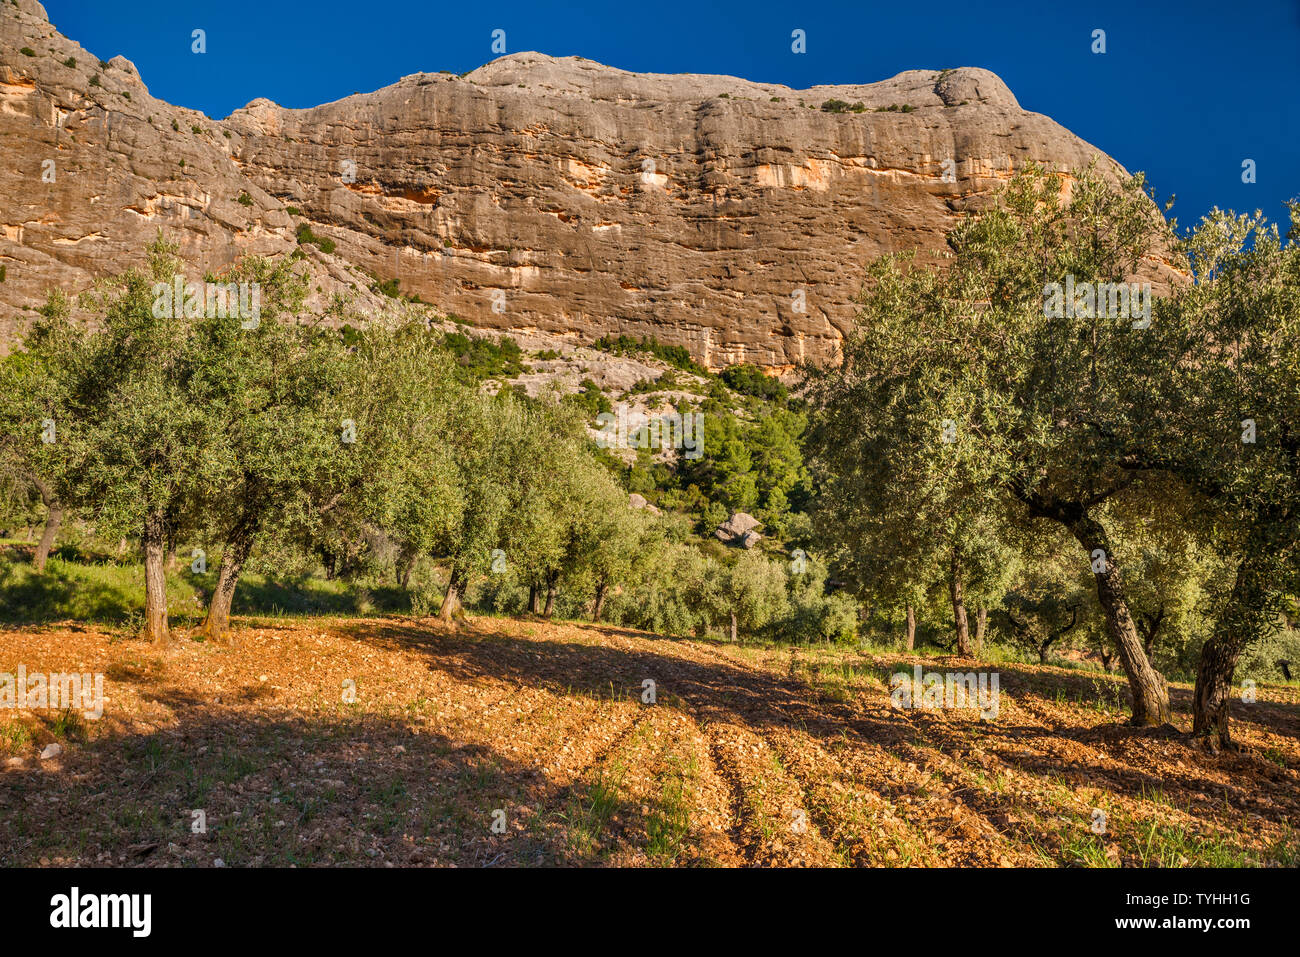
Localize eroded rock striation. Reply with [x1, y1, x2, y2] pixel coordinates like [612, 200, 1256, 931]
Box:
[0, 0, 1173, 368]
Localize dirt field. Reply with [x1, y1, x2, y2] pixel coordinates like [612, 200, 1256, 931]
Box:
[1, 615, 1297, 867]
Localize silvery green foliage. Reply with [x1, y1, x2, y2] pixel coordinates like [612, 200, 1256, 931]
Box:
[806, 163, 1176, 718]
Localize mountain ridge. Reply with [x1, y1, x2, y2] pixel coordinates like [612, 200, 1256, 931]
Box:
[0, 0, 1177, 369]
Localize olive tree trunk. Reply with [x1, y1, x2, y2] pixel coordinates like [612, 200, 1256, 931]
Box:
[949, 551, 972, 656]
[34, 503, 61, 573]
[199, 530, 255, 643]
[141, 510, 170, 646]
[542, 574, 558, 618]
[1067, 515, 1170, 726]
[1193, 557, 1273, 748]
[440, 568, 466, 621]
[30, 476, 61, 573]
[396, 547, 416, 588]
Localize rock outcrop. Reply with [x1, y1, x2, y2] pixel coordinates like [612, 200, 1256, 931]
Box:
[716, 512, 762, 549]
[0, 0, 1176, 367]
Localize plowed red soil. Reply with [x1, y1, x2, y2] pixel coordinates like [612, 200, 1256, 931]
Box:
[2, 615, 1297, 867]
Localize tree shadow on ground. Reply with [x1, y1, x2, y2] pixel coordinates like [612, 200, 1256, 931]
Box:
[338, 616, 1300, 845]
[232, 577, 408, 618]
[0, 705, 636, 867]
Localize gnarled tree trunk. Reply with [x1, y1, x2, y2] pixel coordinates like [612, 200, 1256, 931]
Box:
[592, 581, 607, 623]
[905, 604, 916, 651]
[30, 475, 61, 573]
[1193, 557, 1273, 749]
[1138, 608, 1165, 658]
[199, 527, 256, 644]
[1067, 515, 1170, 726]
[542, 573, 557, 618]
[141, 509, 170, 646]
[440, 568, 466, 621]
[949, 550, 971, 656]
[395, 546, 416, 588]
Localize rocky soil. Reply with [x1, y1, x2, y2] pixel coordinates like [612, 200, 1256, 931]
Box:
[2, 615, 1296, 867]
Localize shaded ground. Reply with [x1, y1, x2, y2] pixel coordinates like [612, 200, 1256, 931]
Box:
[1, 615, 1297, 867]
[0, 547, 408, 626]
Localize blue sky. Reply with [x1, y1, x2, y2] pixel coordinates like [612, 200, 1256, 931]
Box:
[44, 0, 1300, 231]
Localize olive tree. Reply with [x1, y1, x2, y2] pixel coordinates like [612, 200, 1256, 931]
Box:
[807, 164, 1177, 724]
[39, 239, 215, 644]
[1132, 206, 1300, 745]
[0, 314, 73, 572]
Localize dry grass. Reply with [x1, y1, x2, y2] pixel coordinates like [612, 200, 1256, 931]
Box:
[1, 615, 1297, 867]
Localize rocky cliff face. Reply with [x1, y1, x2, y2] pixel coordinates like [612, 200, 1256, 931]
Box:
[0, 0, 1170, 369]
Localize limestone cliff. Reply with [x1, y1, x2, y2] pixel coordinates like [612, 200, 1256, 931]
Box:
[0, 0, 1173, 368]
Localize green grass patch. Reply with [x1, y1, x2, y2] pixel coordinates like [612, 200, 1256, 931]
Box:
[0, 551, 408, 627]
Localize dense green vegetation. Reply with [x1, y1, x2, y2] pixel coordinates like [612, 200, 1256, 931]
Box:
[294, 222, 336, 254]
[720, 363, 788, 401]
[592, 333, 709, 376]
[0, 236, 846, 653]
[3, 164, 1298, 750]
[439, 331, 524, 381]
[804, 164, 1300, 744]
